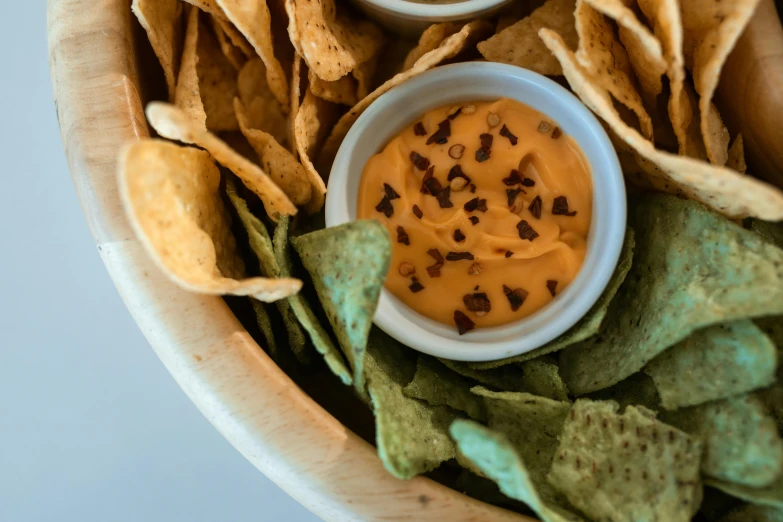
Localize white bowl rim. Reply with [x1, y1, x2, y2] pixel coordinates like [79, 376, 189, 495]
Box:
[357, 0, 511, 19]
[326, 62, 627, 362]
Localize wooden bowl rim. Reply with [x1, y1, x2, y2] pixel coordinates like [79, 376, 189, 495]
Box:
[46, 1, 531, 520]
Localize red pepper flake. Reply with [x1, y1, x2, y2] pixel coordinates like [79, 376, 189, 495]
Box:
[463, 197, 488, 213]
[448, 107, 462, 120]
[412, 205, 423, 219]
[503, 169, 523, 186]
[528, 196, 542, 219]
[507, 188, 524, 206]
[475, 133, 493, 162]
[505, 250, 513, 258]
[447, 165, 471, 183]
[521, 177, 536, 187]
[396, 226, 410, 245]
[375, 195, 393, 217]
[426, 248, 444, 278]
[420, 167, 438, 194]
[426, 119, 451, 145]
[463, 292, 491, 316]
[469, 216, 479, 225]
[469, 184, 477, 193]
[551, 127, 562, 139]
[503, 285, 529, 311]
[517, 220, 539, 241]
[446, 251, 474, 261]
[552, 196, 577, 216]
[454, 229, 466, 242]
[436, 186, 454, 208]
[409, 277, 425, 293]
[410, 151, 430, 171]
[413, 122, 427, 136]
[499, 125, 518, 145]
[547, 280, 558, 297]
[383, 183, 400, 200]
[454, 310, 475, 335]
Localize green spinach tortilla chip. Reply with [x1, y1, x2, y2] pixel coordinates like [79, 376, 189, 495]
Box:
[560, 195, 783, 395]
[439, 358, 526, 392]
[251, 299, 279, 360]
[470, 228, 634, 370]
[366, 328, 457, 479]
[519, 356, 570, 401]
[548, 400, 703, 522]
[273, 216, 352, 384]
[403, 356, 486, 421]
[662, 395, 783, 488]
[292, 220, 391, 393]
[644, 320, 777, 410]
[451, 420, 583, 522]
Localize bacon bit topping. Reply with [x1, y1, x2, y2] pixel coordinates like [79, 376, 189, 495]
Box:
[375, 195, 393, 217]
[505, 251, 513, 258]
[547, 280, 558, 297]
[468, 262, 483, 275]
[469, 216, 479, 225]
[528, 196, 542, 219]
[552, 196, 577, 216]
[454, 229, 466, 242]
[409, 277, 425, 293]
[426, 119, 451, 145]
[503, 285, 528, 311]
[396, 226, 410, 245]
[448, 144, 465, 159]
[446, 251, 474, 261]
[521, 177, 536, 187]
[398, 262, 416, 276]
[503, 169, 523, 186]
[486, 112, 501, 128]
[383, 183, 400, 200]
[475, 133, 493, 162]
[517, 220, 539, 241]
[454, 311, 475, 335]
[507, 188, 524, 207]
[499, 125, 518, 145]
[537, 121, 551, 133]
[463, 292, 491, 316]
[412, 205, 423, 219]
[551, 127, 562, 139]
[413, 122, 427, 136]
[410, 151, 430, 171]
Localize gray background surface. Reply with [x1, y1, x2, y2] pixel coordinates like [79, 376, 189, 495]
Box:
[0, 4, 321, 521]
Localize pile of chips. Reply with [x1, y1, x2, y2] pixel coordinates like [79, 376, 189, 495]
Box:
[123, 0, 783, 520]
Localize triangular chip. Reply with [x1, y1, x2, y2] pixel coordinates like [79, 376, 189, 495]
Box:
[251, 299, 282, 362]
[132, 0, 183, 101]
[289, 54, 303, 154]
[216, 0, 289, 109]
[548, 400, 703, 522]
[403, 22, 462, 71]
[118, 140, 301, 302]
[146, 102, 300, 218]
[182, 0, 226, 19]
[403, 356, 487, 421]
[727, 133, 748, 174]
[352, 56, 377, 100]
[477, 0, 577, 76]
[519, 357, 570, 401]
[540, 28, 783, 219]
[558, 194, 783, 395]
[308, 68, 357, 106]
[291, 221, 390, 392]
[174, 7, 206, 127]
[284, 0, 384, 82]
[237, 58, 288, 146]
[210, 15, 247, 70]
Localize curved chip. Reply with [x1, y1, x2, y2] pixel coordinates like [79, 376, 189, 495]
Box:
[403, 22, 462, 72]
[132, 0, 183, 101]
[308, 68, 358, 106]
[118, 139, 301, 302]
[237, 58, 288, 146]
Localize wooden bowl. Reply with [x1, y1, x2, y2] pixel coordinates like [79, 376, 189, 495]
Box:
[46, 1, 529, 520]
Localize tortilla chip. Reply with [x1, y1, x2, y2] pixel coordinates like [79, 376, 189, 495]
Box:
[236, 59, 288, 146]
[174, 7, 206, 127]
[477, 0, 577, 76]
[182, 0, 226, 18]
[471, 228, 634, 370]
[574, 0, 653, 139]
[118, 140, 301, 302]
[251, 299, 280, 359]
[216, 0, 289, 109]
[366, 328, 457, 479]
[273, 216, 353, 383]
[291, 221, 390, 393]
[146, 102, 299, 218]
[403, 22, 462, 71]
[549, 400, 703, 522]
[540, 28, 783, 219]
[308, 69, 357, 106]
[132, 0, 183, 101]
[439, 358, 526, 392]
[451, 420, 582, 522]
[727, 134, 748, 173]
[586, 372, 662, 411]
[558, 194, 783, 395]
[403, 356, 487, 421]
[289, 54, 304, 154]
[352, 56, 378, 100]
[644, 320, 777, 410]
[519, 356, 570, 401]
[210, 16, 247, 70]
[318, 21, 492, 171]
[294, 90, 340, 213]
[663, 395, 783, 488]
[284, 0, 384, 82]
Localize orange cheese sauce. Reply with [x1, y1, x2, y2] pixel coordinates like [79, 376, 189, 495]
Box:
[357, 98, 593, 332]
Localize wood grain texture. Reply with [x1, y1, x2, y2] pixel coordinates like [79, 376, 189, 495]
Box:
[717, 0, 783, 186]
[46, 0, 532, 519]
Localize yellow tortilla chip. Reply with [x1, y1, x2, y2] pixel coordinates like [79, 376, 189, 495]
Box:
[294, 89, 341, 213]
[352, 56, 378, 100]
[284, 0, 385, 82]
[319, 20, 492, 170]
[118, 139, 301, 302]
[234, 98, 312, 206]
[132, 0, 183, 101]
[146, 102, 300, 218]
[308, 69, 358, 106]
[174, 7, 206, 127]
[585, 0, 667, 102]
[213, 16, 254, 57]
[540, 28, 783, 220]
[701, 102, 731, 166]
[477, 0, 577, 76]
[574, 0, 653, 139]
[181, 0, 227, 19]
[403, 23, 462, 71]
[237, 59, 288, 147]
[216, 0, 290, 110]
[210, 15, 247, 70]
[289, 54, 304, 155]
[727, 134, 747, 174]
